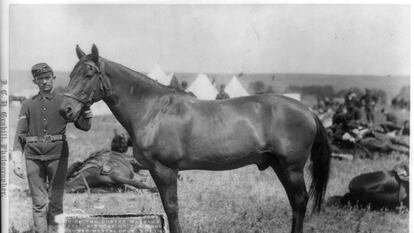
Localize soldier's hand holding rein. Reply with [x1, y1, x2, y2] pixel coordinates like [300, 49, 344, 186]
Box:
[10, 150, 25, 179]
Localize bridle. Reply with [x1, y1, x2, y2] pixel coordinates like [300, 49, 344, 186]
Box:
[64, 60, 112, 105]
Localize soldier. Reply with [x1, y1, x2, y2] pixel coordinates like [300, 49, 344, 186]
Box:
[180, 81, 195, 97]
[10, 63, 92, 233]
[216, 84, 230, 100]
[360, 88, 377, 125]
[181, 81, 188, 91]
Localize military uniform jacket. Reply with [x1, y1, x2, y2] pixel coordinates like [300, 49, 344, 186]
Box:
[13, 91, 91, 160]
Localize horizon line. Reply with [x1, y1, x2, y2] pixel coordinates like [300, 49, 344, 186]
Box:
[8, 69, 410, 78]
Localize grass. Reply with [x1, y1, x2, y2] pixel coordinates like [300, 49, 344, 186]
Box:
[8, 104, 409, 233]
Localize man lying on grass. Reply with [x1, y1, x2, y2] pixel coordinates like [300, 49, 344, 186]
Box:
[65, 132, 157, 193]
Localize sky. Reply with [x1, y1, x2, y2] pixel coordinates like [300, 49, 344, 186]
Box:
[9, 4, 410, 75]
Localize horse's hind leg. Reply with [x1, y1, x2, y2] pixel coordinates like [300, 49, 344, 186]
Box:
[271, 158, 308, 233]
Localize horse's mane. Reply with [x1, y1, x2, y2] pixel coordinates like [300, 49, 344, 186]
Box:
[102, 58, 193, 97]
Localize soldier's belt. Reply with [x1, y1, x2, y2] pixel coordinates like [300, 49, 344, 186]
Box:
[25, 135, 66, 143]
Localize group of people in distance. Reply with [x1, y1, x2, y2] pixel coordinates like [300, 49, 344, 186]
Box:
[314, 89, 409, 211]
[171, 80, 231, 100]
[317, 89, 410, 159]
[391, 96, 410, 112]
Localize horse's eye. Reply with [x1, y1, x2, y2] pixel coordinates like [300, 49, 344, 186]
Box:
[85, 70, 95, 78]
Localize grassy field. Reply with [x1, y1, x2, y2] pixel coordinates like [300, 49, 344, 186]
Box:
[8, 104, 409, 233]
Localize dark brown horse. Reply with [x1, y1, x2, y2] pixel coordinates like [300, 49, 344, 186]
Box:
[59, 44, 331, 233]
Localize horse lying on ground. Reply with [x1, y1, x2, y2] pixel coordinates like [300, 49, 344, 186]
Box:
[327, 161, 409, 210]
[59, 44, 331, 233]
[65, 149, 157, 193]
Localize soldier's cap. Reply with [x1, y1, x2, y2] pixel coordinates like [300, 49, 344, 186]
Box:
[31, 63, 54, 78]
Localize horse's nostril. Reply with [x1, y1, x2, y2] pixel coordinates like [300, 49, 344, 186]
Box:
[66, 106, 72, 114]
[60, 106, 74, 120]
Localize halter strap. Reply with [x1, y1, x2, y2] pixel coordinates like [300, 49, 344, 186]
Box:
[64, 92, 94, 104]
[97, 61, 113, 98]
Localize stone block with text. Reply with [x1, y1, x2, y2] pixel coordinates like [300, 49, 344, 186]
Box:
[62, 214, 167, 233]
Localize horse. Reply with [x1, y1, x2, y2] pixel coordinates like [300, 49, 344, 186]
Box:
[327, 161, 409, 210]
[59, 44, 331, 233]
[65, 132, 155, 193]
[65, 149, 157, 193]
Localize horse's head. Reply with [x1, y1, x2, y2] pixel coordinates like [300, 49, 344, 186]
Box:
[59, 44, 112, 121]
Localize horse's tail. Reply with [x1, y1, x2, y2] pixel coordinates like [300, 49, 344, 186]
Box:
[309, 114, 331, 213]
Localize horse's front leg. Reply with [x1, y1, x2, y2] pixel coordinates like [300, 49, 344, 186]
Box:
[149, 162, 181, 233]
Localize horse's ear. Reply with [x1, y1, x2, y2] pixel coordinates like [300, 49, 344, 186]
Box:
[91, 44, 99, 63]
[76, 45, 85, 59]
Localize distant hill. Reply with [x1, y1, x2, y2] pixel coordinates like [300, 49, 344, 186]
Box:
[9, 69, 70, 95]
[9, 69, 409, 101]
[238, 73, 410, 100]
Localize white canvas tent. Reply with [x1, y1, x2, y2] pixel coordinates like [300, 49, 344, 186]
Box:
[91, 100, 112, 116]
[187, 73, 218, 100]
[147, 64, 168, 82]
[283, 93, 301, 101]
[224, 76, 249, 98]
[157, 72, 174, 86]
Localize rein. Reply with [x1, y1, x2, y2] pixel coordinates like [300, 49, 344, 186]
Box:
[80, 170, 91, 194]
[64, 61, 112, 105]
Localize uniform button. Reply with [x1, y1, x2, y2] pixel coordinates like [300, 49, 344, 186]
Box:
[43, 129, 47, 132]
[43, 118, 46, 121]
[43, 108, 47, 111]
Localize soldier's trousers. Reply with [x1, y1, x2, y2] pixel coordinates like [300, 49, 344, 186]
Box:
[365, 107, 375, 124]
[26, 155, 68, 233]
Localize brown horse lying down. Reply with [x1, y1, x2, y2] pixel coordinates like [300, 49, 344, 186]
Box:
[327, 161, 409, 210]
[65, 149, 157, 193]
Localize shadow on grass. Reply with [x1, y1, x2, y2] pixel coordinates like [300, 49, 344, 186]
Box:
[9, 224, 33, 233]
